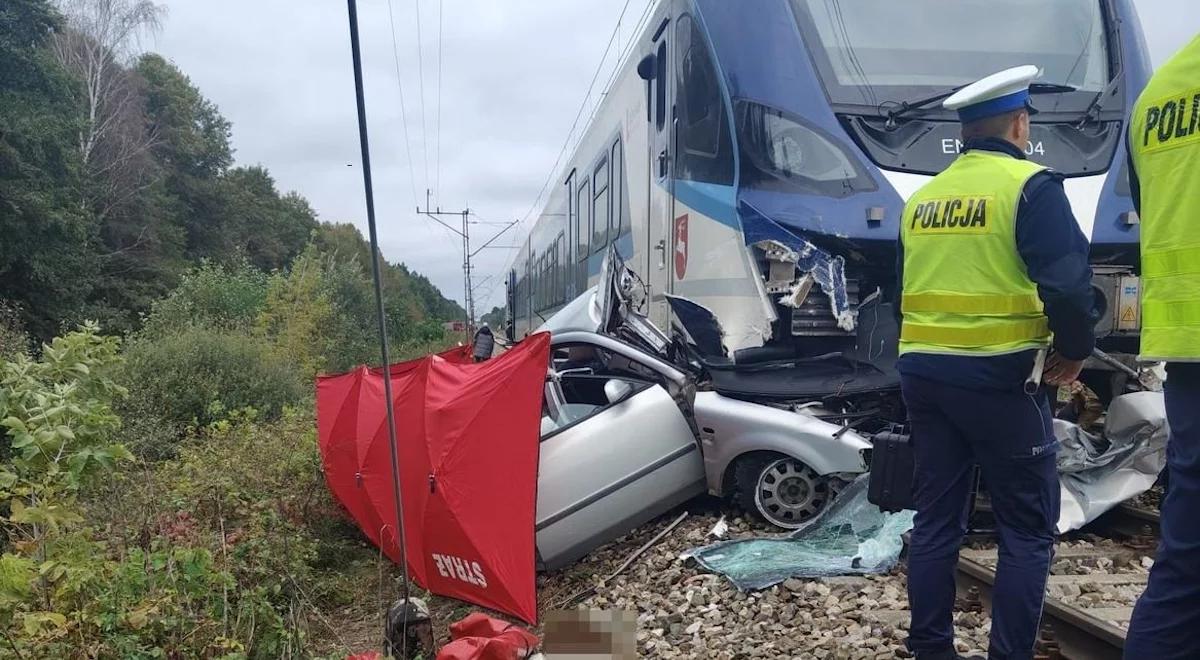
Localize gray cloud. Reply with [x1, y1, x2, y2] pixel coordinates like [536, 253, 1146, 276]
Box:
[154, 0, 629, 313]
[153, 1, 1199, 314]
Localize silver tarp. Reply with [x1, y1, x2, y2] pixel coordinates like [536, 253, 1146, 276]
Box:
[1055, 391, 1168, 532]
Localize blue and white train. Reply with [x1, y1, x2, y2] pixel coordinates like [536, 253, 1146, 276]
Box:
[506, 0, 1151, 395]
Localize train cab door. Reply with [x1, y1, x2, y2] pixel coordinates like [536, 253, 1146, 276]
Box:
[641, 18, 674, 329]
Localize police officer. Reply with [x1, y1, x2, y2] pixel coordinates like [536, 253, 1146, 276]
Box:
[1124, 33, 1200, 660]
[896, 66, 1099, 660]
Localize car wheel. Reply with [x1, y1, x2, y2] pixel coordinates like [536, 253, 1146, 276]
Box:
[735, 455, 834, 529]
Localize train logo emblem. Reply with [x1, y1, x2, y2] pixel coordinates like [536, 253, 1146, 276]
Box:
[674, 214, 689, 280]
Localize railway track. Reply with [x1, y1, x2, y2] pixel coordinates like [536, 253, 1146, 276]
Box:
[953, 503, 1160, 659]
[1092, 502, 1160, 539]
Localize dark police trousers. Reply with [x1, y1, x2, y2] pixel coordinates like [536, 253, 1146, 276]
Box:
[1124, 374, 1200, 659]
[901, 374, 1059, 660]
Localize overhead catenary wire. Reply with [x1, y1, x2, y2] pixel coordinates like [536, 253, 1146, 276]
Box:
[385, 0, 420, 217]
[435, 0, 444, 204]
[388, 1, 456, 255]
[514, 0, 638, 230]
[414, 0, 431, 199]
[493, 0, 653, 304]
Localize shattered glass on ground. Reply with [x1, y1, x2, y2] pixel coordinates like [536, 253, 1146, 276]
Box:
[687, 476, 914, 591]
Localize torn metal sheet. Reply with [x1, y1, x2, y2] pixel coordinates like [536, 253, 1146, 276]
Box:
[1055, 391, 1168, 533]
[739, 202, 856, 332]
[766, 256, 798, 293]
[686, 476, 914, 590]
[665, 294, 728, 359]
[779, 273, 815, 309]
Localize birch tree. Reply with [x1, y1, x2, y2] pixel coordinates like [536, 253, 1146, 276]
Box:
[51, 0, 164, 220]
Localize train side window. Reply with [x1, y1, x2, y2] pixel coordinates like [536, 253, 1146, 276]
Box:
[592, 157, 609, 253]
[565, 172, 575, 264]
[675, 14, 734, 185]
[655, 39, 667, 131]
[576, 179, 590, 263]
[611, 139, 624, 237]
[557, 232, 566, 303]
[541, 253, 548, 311]
[513, 271, 521, 319]
[550, 241, 558, 306]
[524, 257, 531, 315]
[541, 253, 549, 310]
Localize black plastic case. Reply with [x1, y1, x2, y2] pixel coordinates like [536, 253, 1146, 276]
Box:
[867, 431, 915, 513]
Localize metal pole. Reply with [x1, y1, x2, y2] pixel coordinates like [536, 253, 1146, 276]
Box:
[462, 210, 471, 342]
[413, 201, 472, 339]
[345, 0, 410, 613]
[465, 210, 475, 330]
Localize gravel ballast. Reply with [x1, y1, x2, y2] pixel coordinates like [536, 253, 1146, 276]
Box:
[419, 504, 1153, 657]
[552, 507, 992, 658]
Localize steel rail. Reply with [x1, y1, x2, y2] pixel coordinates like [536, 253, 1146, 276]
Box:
[1091, 503, 1161, 539]
[956, 555, 1128, 660]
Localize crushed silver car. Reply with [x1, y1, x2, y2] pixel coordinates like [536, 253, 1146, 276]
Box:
[530, 248, 1166, 570]
[533, 248, 881, 570]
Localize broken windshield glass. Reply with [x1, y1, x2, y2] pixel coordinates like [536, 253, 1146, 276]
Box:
[687, 476, 914, 590]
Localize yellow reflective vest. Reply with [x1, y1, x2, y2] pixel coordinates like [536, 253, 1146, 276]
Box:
[899, 150, 1051, 356]
[1129, 34, 1200, 362]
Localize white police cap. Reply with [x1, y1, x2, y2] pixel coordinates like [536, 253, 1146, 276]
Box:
[944, 65, 1041, 122]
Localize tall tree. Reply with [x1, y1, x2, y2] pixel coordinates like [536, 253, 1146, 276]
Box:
[136, 52, 230, 179]
[217, 166, 318, 271]
[0, 0, 96, 338]
[2, 1, 461, 341]
[51, 0, 163, 191]
[47, 0, 171, 332]
[312, 222, 465, 324]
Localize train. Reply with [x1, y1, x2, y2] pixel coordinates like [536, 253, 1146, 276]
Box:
[505, 0, 1152, 399]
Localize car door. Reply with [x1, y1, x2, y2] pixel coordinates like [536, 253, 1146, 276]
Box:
[535, 370, 704, 571]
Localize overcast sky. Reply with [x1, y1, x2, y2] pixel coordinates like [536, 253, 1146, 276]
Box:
[152, 1, 1199, 315]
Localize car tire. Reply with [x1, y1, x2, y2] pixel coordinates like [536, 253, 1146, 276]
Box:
[734, 454, 835, 530]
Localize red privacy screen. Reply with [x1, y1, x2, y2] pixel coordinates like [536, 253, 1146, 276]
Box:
[317, 334, 549, 623]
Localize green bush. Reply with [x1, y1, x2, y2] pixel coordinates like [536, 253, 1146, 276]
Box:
[139, 260, 270, 337]
[121, 326, 305, 431]
[0, 327, 358, 658]
[257, 244, 457, 377]
[0, 324, 140, 657]
[81, 408, 373, 658]
[0, 323, 130, 512]
[17, 534, 302, 659]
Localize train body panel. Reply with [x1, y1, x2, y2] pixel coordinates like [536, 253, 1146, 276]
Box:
[510, 0, 1152, 369]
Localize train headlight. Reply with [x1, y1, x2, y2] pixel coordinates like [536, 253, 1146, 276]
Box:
[736, 100, 875, 196]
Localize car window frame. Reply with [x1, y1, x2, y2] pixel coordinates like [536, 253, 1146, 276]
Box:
[540, 372, 654, 442]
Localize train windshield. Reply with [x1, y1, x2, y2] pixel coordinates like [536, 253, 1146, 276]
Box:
[791, 0, 1113, 114]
